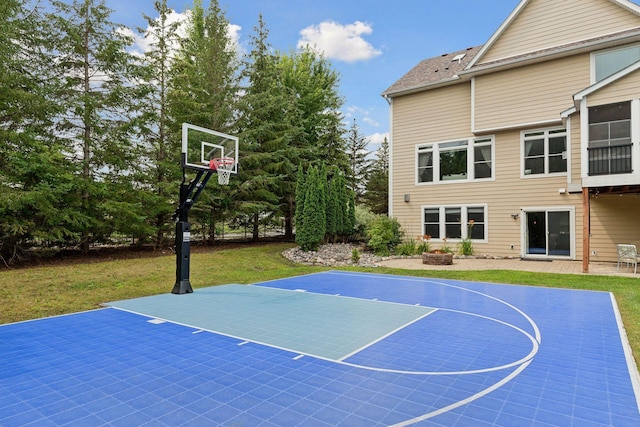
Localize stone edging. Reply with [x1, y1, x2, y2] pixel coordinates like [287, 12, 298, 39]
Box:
[282, 243, 519, 268]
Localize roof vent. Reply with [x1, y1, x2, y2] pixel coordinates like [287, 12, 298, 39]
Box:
[452, 53, 466, 63]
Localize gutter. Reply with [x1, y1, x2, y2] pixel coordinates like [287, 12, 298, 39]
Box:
[382, 75, 462, 99]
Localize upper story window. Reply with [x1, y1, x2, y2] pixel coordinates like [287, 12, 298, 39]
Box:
[417, 137, 493, 184]
[589, 102, 631, 147]
[593, 44, 640, 83]
[439, 141, 468, 181]
[588, 102, 632, 176]
[522, 129, 567, 177]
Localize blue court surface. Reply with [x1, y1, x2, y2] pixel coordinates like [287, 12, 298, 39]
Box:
[2, 271, 640, 426]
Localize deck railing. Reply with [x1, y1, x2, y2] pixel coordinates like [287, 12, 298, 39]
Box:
[587, 143, 633, 176]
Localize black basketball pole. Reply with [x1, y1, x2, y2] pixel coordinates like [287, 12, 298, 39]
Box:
[172, 168, 214, 294]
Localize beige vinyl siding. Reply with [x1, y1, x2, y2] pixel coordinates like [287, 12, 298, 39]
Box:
[474, 55, 590, 131]
[587, 69, 640, 106]
[392, 128, 584, 258]
[569, 115, 582, 184]
[589, 194, 640, 262]
[481, 0, 640, 64]
[391, 83, 471, 203]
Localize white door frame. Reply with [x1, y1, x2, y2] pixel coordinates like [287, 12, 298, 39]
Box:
[520, 206, 576, 260]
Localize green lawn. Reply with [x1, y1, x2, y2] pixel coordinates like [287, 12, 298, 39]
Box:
[2, 242, 639, 368]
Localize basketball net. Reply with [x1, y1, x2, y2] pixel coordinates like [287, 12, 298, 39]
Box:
[209, 157, 235, 185]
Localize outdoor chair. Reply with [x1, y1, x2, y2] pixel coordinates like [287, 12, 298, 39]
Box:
[616, 244, 639, 274]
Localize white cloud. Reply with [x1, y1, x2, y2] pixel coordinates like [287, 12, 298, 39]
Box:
[367, 132, 388, 145]
[128, 10, 189, 57]
[227, 24, 242, 53]
[363, 117, 380, 127]
[364, 132, 388, 159]
[297, 20, 382, 63]
[131, 11, 241, 57]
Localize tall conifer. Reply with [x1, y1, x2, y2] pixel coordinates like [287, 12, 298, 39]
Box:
[49, 0, 149, 251]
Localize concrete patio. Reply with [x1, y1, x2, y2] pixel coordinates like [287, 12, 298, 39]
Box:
[377, 257, 639, 277]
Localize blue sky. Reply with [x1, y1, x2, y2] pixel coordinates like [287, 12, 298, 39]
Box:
[107, 0, 523, 151]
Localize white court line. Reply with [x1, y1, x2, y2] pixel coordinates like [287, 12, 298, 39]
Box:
[325, 270, 542, 343]
[337, 310, 438, 362]
[391, 360, 533, 427]
[337, 307, 539, 375]
[610, 292, 640, 412]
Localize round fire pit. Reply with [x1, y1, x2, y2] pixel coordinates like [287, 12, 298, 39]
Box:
[422, 251, 453, 265]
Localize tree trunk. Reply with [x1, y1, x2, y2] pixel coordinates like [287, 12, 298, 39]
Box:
[252, 213, 260, 241]
[284, 196, 294, 240]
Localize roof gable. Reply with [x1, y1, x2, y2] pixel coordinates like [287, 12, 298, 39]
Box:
[469, 0, 640, 67]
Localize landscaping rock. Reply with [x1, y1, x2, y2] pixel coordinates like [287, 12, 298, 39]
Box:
[282, 243, 384, 267]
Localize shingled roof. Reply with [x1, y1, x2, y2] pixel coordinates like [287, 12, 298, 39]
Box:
[382, 46, 482, 97]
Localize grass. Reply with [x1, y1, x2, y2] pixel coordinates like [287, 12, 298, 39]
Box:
[2, 242, 639, 368]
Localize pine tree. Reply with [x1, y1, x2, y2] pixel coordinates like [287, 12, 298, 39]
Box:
[345, 118, 370, 202]
[169, 0, 238, 131]
[138, 0, 183, 248]
[236, 14, 298, 241]
[49, 0, 150, 252]
[0, 0, 81, 262]
[319, 110, 349, 175]
[167, 0, 240, 242]
[364, 136, 389, 214]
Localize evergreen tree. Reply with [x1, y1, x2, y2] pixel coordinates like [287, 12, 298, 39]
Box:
[335, 173, 348, 238]
[168, 0, 238, 131]
[345, 118, 370, 202]
[346, 189, 356, 239]
[325, 175, 337, 242]
[364, 136, 389, 214]
[297, 166, 325, 251]
[0, 0, 80, 263]
[319, 111, 349, 175]
[277, 49, 347, 236]
[236, 14, 297, 241]
[138, 0, 183, 248]
[294, 166, 306, 236]
[168, 0, 240, 242]
[49, 0, 149, 252]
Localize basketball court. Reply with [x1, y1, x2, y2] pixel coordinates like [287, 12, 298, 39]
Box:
[2, 271, 640, 425]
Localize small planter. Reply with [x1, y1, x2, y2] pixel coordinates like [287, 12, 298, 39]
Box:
[422, 251, 453, 265]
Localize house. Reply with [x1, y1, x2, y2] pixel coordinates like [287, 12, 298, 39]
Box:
[382, 0, 640, 271]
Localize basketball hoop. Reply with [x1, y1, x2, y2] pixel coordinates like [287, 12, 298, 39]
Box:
[209, 157, 235, 185]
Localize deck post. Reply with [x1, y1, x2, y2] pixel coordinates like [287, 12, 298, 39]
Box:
[582, 188, 590, 273]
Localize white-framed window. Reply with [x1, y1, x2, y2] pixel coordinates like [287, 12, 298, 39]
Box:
[592, 44, 640, 83]
[588, 102, 632, 176]
[422, 204, 487, 242]
[416, 137, 494, 184]
[521, 128, 567, 177]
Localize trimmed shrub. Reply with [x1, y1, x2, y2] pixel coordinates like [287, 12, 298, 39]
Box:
[354, 205, 377, 241]
[367, 216, 403, 256]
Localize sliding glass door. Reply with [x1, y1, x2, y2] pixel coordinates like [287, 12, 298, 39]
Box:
[525, 210, 571, 257]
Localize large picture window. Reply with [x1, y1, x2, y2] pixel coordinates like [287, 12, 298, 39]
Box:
[522, 129, 567, 177]
[422, 205, 487, 241]
[417, 137, 493, 184]
[439, 141, 468, 181]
